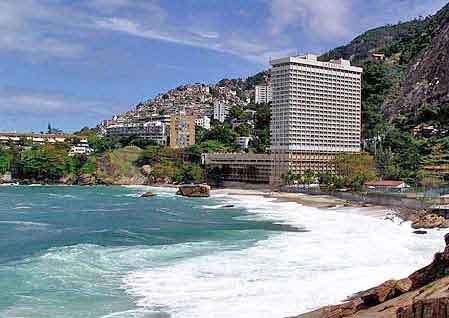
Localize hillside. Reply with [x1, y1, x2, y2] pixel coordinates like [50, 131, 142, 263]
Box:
[105, 71, 269, 125]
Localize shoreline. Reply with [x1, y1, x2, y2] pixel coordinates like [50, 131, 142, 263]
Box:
[0, 182, 402, 215]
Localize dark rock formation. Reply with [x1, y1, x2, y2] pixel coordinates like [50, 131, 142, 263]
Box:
[413, 230, 428, 235]
[390, 7, 449, 116]
[176, 184, 210, 197]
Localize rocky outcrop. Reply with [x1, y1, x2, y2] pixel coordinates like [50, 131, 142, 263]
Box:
[0, 173, 12, 183]
[141, 165, 152, 176]
[388, 5, 449, 117]
[141, 191, 156, 198]
[176, 184, 210, 197]
[397, 298, 449, 318]
[76, 174, 96, 186]
[296, 233, 449, 318]
[411, 213, 449, 229]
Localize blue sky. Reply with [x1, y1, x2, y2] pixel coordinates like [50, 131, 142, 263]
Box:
[0, 0, 447, 132]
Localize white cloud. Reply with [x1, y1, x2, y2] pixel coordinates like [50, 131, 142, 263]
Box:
[192, 31, 220, 39]
[0, 0, 87, 58]
[268, 0, 351, 39]
[95, 17, 276, 63]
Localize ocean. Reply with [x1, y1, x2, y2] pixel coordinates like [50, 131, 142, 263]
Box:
[0, 185, 447, 318]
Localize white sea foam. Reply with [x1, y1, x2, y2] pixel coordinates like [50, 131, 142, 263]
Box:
[0, 221, 49, 227]
[124, 193, 449, 318]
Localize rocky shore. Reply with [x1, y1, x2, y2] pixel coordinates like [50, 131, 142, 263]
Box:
[295, 233, 449, 318]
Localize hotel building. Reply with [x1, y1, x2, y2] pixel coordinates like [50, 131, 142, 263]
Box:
[269, 54, 363, 185]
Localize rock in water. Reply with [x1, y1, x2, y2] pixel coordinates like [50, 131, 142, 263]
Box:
[176, 184, 210, 197]
[141, 191, 156, 198]
[77, 174, 96, 186]
[413, 230, 428, 235]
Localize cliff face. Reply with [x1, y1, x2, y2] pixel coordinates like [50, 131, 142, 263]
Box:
[389, 13, 449, 116]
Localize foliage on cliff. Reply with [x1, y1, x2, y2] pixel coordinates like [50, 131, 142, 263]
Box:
[0, 144, 96, 182]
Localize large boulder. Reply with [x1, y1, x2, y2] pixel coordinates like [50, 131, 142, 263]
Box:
[176, 184, 210, 197]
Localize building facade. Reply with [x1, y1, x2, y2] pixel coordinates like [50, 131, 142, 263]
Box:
[269, 54, 363, 185]
[255, 85, 272, 104]
[236, 136, 252, 149]
[195, 116, 211, 130]
[169, 115, 196, 149]
[213, 101, 230, 123]
[0, 133, 77, 145]
[105, 118, 169, 145]
[203, 153, 271, 184]
[144, 121, 168, 145]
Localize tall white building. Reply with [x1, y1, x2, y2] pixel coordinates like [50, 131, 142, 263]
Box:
[255, 85, 272, 104]
[213, 101, 230, 123]
[269, 54, 363, 184]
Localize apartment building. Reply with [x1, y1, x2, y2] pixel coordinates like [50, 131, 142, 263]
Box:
[255, 84, 272, 104]
[144, 121, 168, 145]
[213, 101, 230, 123]
[195, 116, 211, 130]
[105, 122, 146, 139]
[169, 115, 196, 149]
[270, 54, 363, 185]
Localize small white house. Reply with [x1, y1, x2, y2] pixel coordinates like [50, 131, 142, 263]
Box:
[69, 143, 93, 156]
[236, 136, 252, 149]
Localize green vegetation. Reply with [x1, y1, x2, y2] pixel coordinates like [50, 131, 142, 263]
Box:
[0, 144, 95, 182]
[0, 148, 12, 174]
[134, 145, 204, 183]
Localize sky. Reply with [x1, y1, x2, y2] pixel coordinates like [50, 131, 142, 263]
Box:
[0, 0, 447, 133]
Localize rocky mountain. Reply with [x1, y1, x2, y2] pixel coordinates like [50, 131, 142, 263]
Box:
[393, 6, 449, 116]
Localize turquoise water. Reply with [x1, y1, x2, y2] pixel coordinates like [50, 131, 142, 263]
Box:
[0, 186, 300, 318]
[0, 186, 447, 318]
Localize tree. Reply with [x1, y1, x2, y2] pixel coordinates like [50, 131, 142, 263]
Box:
[0, 148, 12, 174]
[302, 170, 316, 185]
[335, 152, 377, 190]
